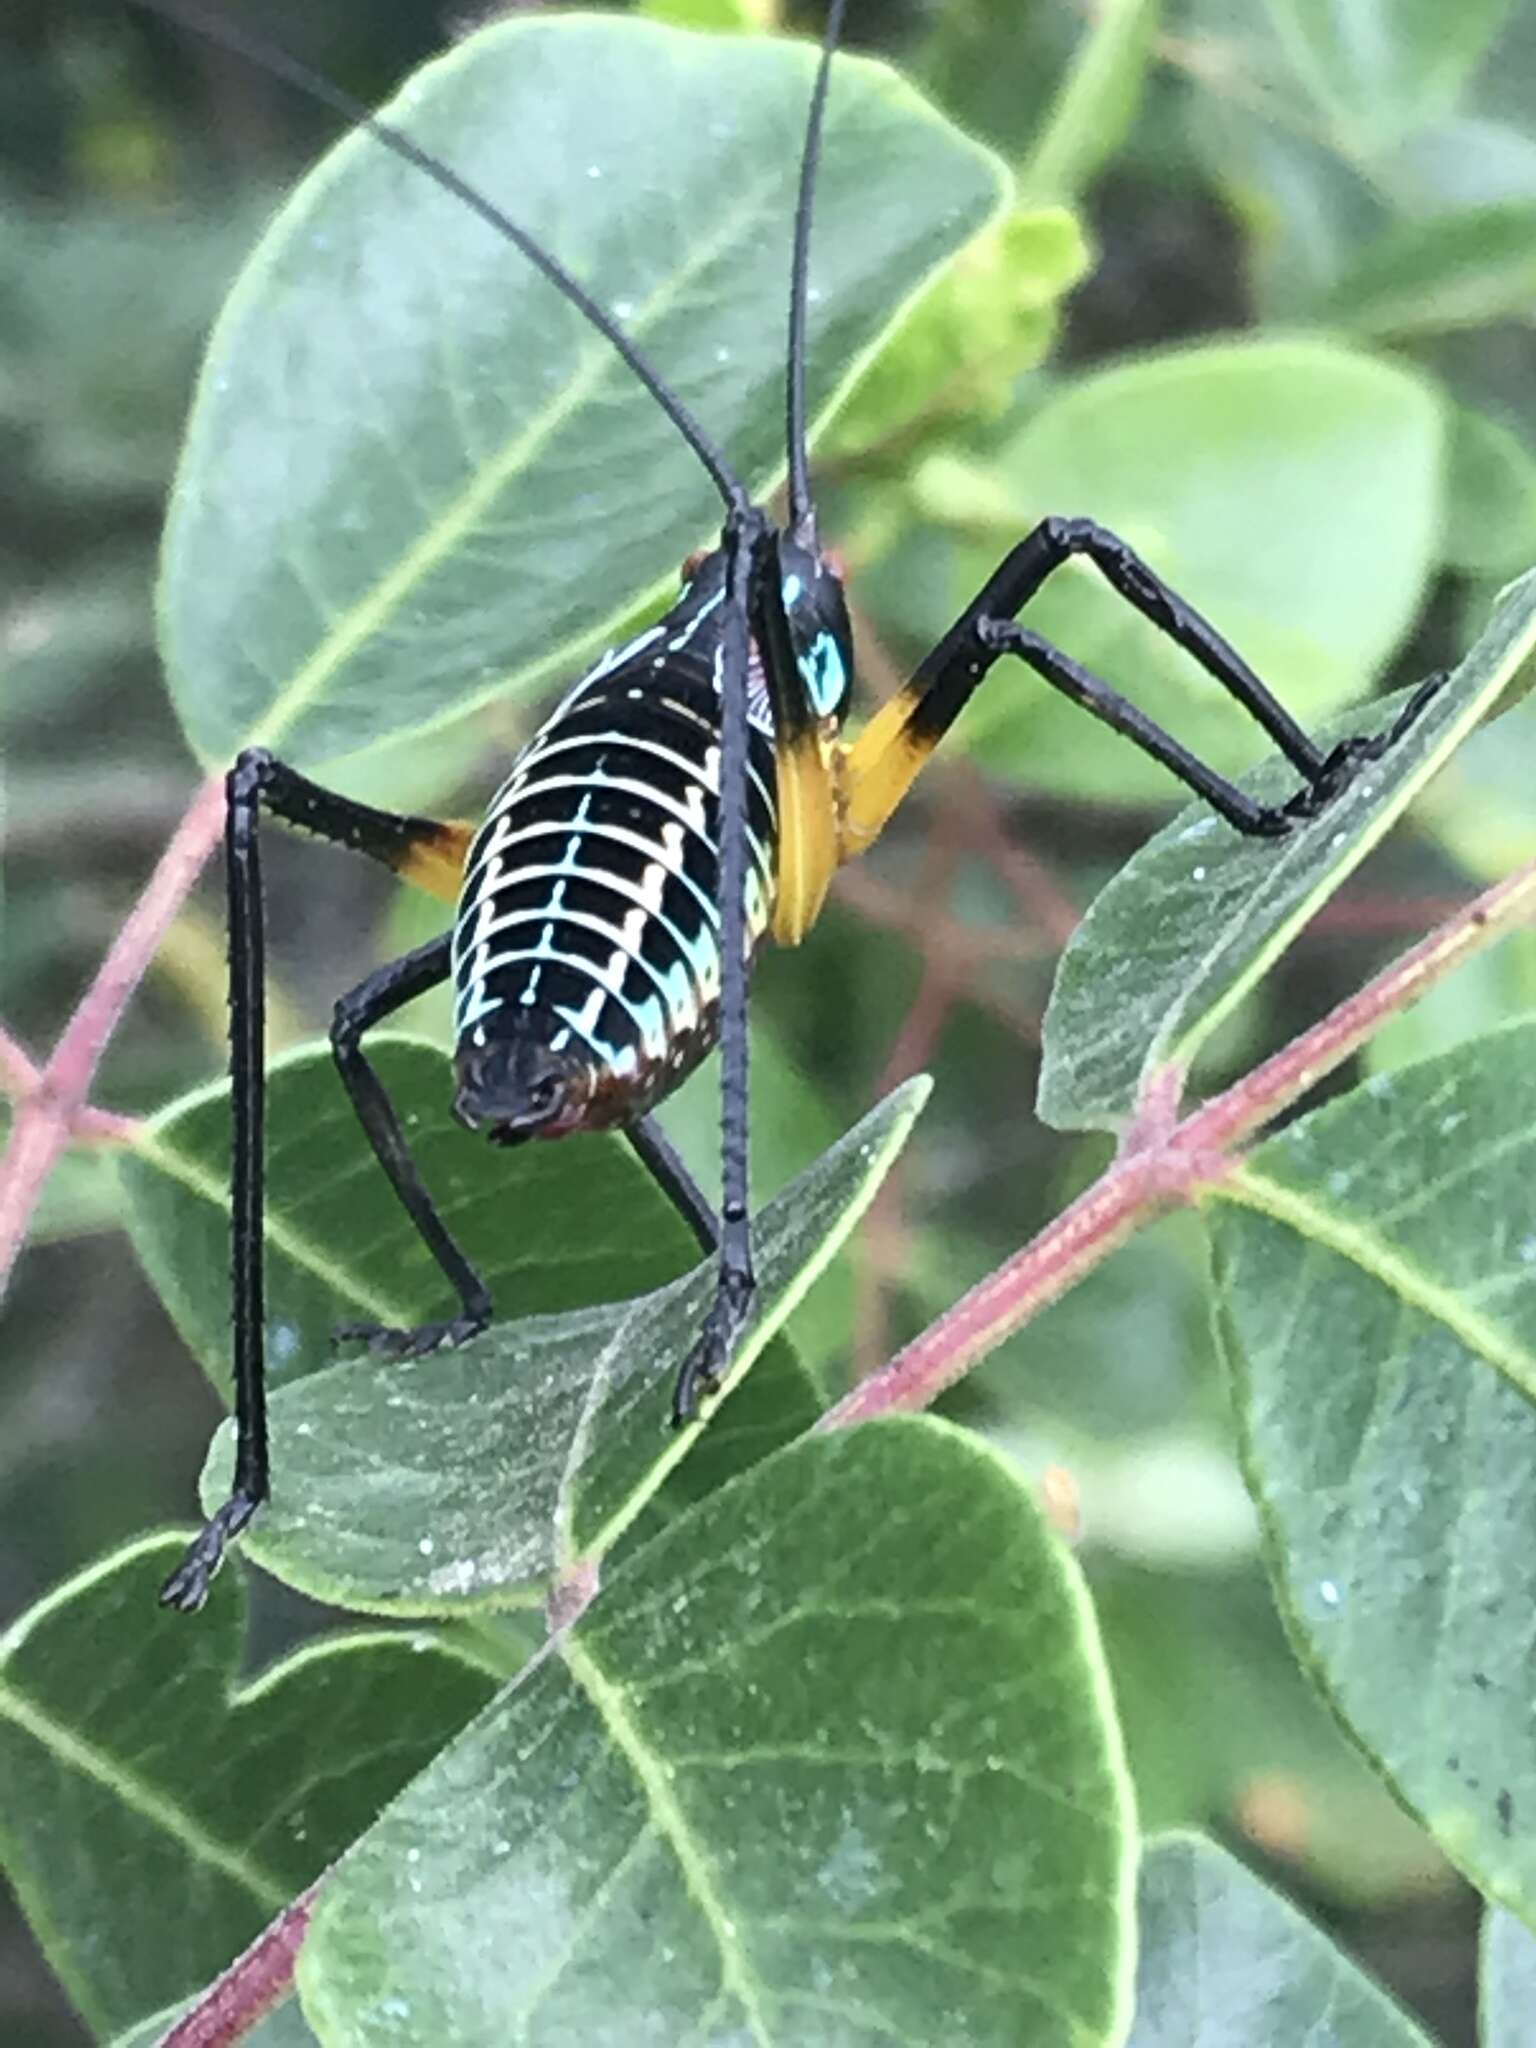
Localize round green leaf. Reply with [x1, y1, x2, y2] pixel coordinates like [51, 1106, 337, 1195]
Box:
[951, 340, 1443, 805]
[297, 1419, 1136, 2046]
[1038, 566, 1536, 1131]
[120, 1037, 713, 1393]
[162, 17, 1006, 766]
[1442, 404, 1536, 579]
[1483, 1906, 1536, 2047]
[1208, 1024, 1536, 1916]
[1322, 200, 1536, 338]
[1131, 1832, 1434, 2045]
[0, 1536, 492, 2042]
[197, 1081, 928, 1613]
[1250, 0, 1515, 156]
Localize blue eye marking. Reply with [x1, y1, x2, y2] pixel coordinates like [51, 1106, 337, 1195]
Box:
[799, 630, 846, 716]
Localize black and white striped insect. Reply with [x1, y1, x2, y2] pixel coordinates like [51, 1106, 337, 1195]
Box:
[147, 0, 1439, 1611]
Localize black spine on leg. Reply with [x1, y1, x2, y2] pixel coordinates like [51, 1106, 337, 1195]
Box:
[226, 754, 270, 1503]
[160, 750, 273, 1611]
[672, 513, 763, 1423]
[160, 747, 471, 1611]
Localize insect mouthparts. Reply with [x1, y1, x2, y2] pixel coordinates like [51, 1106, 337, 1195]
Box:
[451, 1036, 590, 1140]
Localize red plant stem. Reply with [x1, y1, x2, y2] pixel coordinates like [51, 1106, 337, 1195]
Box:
[107, 856, 1536, 2043]
[823, 852, 1536, 1427]
[0, 1026, 39, 1100]
[0, 776, 223, 1294]
[158, 1890, 315, 2048]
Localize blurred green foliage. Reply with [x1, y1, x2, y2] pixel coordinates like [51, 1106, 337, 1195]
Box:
[7, 0, 1536, 2039]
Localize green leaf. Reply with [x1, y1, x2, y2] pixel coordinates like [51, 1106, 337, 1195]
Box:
[1258, 0, 1517, 156]
[1130, 1832, 1434, 2045]
[1415, 693, 1536, 880]
[1322, 200, 1536, 337]
[0, 1535, 493, 2041]
[161, 17, 1007, 767]
[950, 340, 1444, 806]
[1037, 567, 1536, 1132]
[1097, 1567, 1447, 1903]
[199, 1081, 928, 1613]
[827, 206, 1090, 457]
[120, 1037, 715, 1395]
[1443, 404, 1536, 578]
[296, 1419, 1136, 2046]
[1482, 1907, 1536, 2047]
[1208, 1025, 1536, 1915]
[642, 0, 771, 29]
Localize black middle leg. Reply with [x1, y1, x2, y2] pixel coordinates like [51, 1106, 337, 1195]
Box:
[626, 1117, 721, 1258]
[329, 935, 494, 1359]
[671, 511, 766, 1424]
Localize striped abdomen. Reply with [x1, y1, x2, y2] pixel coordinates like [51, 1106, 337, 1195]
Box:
[451, 593, 778, 1125]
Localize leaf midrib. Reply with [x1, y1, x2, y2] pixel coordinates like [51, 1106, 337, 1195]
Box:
[0, 1677, 287, 1913]
[561, 1634, 773, 2045]
[246, 158, 787, 756]
[131, 1126, 416, 1327]
[1138, 581, 1536, 1111]
[1215, 1164, 1536, 1404]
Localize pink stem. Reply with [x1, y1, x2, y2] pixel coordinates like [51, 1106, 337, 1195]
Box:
[824, 852, 1536, 1426]
[0, 1026, 39, 1100]
[158, 1890, 315, 2048]
[0, 776, 223, 1294]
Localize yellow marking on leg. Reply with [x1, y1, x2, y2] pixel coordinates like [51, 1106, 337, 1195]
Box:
[393, 820, 474, 902]
[770, 731, 839, 947]
[838, 685, 940, 860]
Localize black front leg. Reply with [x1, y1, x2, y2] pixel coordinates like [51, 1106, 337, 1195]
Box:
[160, 753, 270, 1612]
[161, 749, 471, 1613]
[671, 512, 764, 1423]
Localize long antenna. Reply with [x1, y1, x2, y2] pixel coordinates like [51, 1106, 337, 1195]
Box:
[125, 0, 750, 513]
[785, 0, 848, 542]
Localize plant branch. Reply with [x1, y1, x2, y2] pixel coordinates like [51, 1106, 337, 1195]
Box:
[0, 776, 223, 1296]
[823, 851, 1536, 1426]
[157, 1889, 315, 2048]
[0, 1027, 40, 1102]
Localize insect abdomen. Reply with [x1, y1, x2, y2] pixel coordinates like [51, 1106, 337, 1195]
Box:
[451, 636, 777, 1122]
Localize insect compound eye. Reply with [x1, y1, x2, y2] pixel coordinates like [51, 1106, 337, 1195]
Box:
[800, 630, 848, 719]
[777, 546, 855, 724]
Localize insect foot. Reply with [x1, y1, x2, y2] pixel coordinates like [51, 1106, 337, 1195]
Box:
[332, 1313, 491, 1360]
[1280, 668, 1447, 825]
[671, 1267, 756, 1426]
[159, 1492, 261, 1613]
